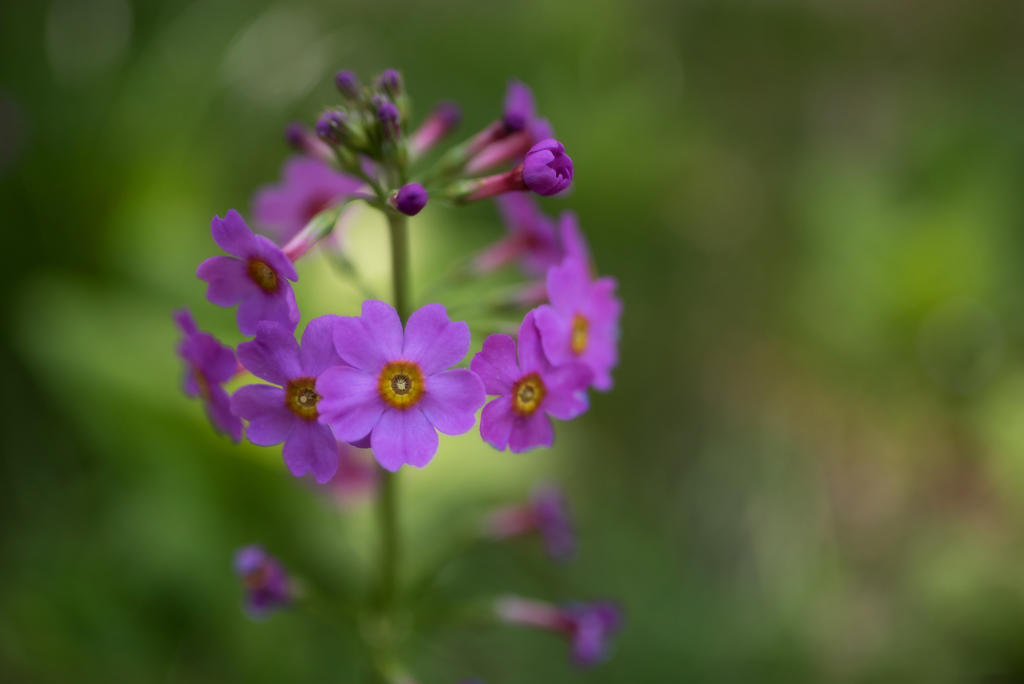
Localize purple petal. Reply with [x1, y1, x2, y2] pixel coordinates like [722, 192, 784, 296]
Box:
[212, 209, 258, 258]
[300, 314, 344, 377]
[371, 408, 439, 471]
[533, 305, 572, 367]
[418, 369, 485, 435]
[496, 193, 543, 235]
[237, 321, 302, 385]
[173, 308, 198, 335]
[541, 362, 592, 420]
[480, 396, 515, 451]
[517, 310, 549, 374]
[197, 256, 258, 306]
[282, 422, 339, 483]
[230, 384, 296, 446]
[348, 433, 372, 449]
[316, 366, 386, 442]
[503, 78, 535, 132]
[546, 257, 590, 315]
[254, 234, 299, 282]
[509, 411, 554, 453]
[470, 334, 521, 395]
[207, 385, 243, 442]
[558, 211, 592, 274]
[333, 300, 403, 374]
[236, 288, 300, 337]
[402, 304, 471, 376]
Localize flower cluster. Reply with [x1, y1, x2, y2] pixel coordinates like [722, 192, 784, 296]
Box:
[173, 71, 623, 679]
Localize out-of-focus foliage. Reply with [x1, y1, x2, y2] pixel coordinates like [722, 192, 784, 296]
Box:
[3, 0, 1024, 682]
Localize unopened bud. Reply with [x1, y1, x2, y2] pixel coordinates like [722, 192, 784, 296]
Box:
[389, 183, 428, 216]
[335, 70, 361, 99]
[523, 139, 573, 196]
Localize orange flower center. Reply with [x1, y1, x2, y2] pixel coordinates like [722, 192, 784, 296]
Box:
[285, 377, 320, 421]
[378, 360, 425, 410]
[248, 258, 279, 293]
[512, 372, 546, 417]
[570, 313, 588, 355]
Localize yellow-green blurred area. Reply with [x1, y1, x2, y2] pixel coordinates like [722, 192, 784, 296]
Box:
[4, 0, 1024, 681]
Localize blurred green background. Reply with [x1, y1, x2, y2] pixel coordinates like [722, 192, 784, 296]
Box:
[4, 0, 1024, 681]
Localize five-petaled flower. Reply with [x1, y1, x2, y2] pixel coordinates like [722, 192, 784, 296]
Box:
[534, 257, 621, 391]
[472, 311, 592, 452]
[317, 301, 485, 472]
[234, 545, 293, 619]
[173, 308, 242, 442]
[253, 156, 363, 245]
[231, 316, 344, 483]
[197, 210, 300, 336]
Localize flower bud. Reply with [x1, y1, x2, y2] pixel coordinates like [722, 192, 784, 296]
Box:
[376, 100, 400, 125]
[376, 68, 403, 98]
[523, 139, 573, 195]
[315, 111, 346, 145]
[284, 122, 334, 163]
[335, 70, 361, 99]
[390, 183, 428, 216]
[408, 101, 462, 158]
[503, 78, 536, 132]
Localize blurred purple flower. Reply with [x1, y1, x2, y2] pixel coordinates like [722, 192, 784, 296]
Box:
[495, 596, 623, 668]
[253, 156, 363, 245]
[317, 301, 485, 471]
[231, 316, 345, 484]
[534, 257, 621, 391]
[335, 70, 360, 98]
[284, 122, 334, 164]
[408, 101, 461, 158]
[473, 194, 561, 276]
[484, 483, 576, 561]
[196, 210, 300, 336]
[234, 545, 293, 619]
[503, 78, 535, 132]
[471, 311, 591, 452]
[174, 308, 242, 442]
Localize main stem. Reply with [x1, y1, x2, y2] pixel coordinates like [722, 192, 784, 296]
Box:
[379, 212, 409, 612]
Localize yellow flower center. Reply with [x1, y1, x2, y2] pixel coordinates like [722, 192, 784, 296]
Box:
[571, 313, 588, 355]
[285, 377, 320, 421]
[248, 258, 279, 293]
[512, 372, 546, 417]
[378, 360, 425, 410]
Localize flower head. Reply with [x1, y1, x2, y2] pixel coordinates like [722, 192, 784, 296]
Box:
[523, 139, 573, 196]
[197, 210, 300, 336]
[534, 257, 620, 391]
[503, 78, 536, 132]
[253, 156, 363, 244]
[317, 301, 485, 472]
[231, 316, 345, 483]
[234, 545, 293, 619]
[390, 183, 428, 216]
[471, 311, 592, 452]
[174, 308, 242, 441]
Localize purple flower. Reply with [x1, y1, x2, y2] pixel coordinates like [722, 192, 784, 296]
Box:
[196, 210, 300, 337]
[558, 209, 593, 275]
[474, 194, 562, 276]
[483, 483, 576, 561]
[377, 100, 400, 123]
[335, 70, 361, 98]
[234, 545, 293, 619]
[376, 69, 403, 97]
[534, 257, 620, 391]
[231, 316, 344, 483]
[471, 311, 592, 452]
[390, 183, 428, 216]
[317, 301, 486, 472]
[564, 602, 623, 667]
[495, 596, 623, 668]
[523, 139, 573, 196]
[503, 78, 536, 132]
[174, 308, 242, 442]
[252, 156, 363, 244]
[316, 110, 346, 145]
[317, 441, 380, 507]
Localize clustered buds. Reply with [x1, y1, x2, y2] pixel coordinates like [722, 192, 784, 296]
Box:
[178, 68, 620, 682]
